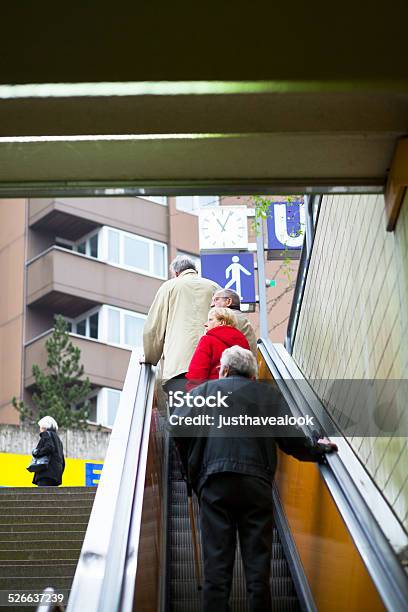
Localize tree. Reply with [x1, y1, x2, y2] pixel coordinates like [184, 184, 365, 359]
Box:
[13, 315, 92, 429]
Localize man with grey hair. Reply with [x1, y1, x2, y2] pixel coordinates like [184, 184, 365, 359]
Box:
[143, 254, 220, 387]
[171, 345, 337, 611]
[211, 288, 257, 357]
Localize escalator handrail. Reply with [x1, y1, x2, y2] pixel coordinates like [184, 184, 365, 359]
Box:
[67, 352, 156, 612]
[258, 337, 408, 612]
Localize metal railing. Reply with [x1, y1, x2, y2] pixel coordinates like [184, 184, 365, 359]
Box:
[258, 338, 408, 611]
[66, 352, 156, 612]
[285, 194, 322, 354]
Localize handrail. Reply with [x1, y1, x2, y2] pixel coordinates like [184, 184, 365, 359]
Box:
[258, 338, 408, 612]
[66, 352, 156, 612]
[285, 194, 322, 354]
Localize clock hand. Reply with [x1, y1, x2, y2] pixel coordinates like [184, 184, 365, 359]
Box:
[216, 219, 226, 232]
[221, 212, 233, 231]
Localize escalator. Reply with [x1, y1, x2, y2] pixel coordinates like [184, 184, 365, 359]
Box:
[64, 344, 408, 612]
[166, 444, 300, 612]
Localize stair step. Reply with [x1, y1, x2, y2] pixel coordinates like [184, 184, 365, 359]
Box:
[0, 540, 83, 551]
[0, 576, 73, 589]
[0, 494, 95, 503]
[1, 514, 91, 524]
[0, 522, 88, 532]
[170, 558, 291, 581]
[0, 531, 86, 542]
[0, 502, 93, 513]
[0, 563, 77, 577]
[0, 550, 81, 561]
[0, 506, 92, 516]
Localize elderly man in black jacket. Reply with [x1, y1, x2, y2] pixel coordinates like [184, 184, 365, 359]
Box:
[170, 345, 337, 612]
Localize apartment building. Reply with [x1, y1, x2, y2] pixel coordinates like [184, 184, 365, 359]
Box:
[0, 195, 298, 426]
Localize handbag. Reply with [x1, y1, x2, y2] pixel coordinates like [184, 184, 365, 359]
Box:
[26, 455, 50, 473]
[27, 430, 54, 473]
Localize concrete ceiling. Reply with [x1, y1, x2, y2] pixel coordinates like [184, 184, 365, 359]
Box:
[0, 2, 407, 194]
[0, 87, 407, 193]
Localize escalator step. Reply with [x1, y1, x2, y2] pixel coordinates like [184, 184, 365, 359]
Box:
[167, 447, 301, 612]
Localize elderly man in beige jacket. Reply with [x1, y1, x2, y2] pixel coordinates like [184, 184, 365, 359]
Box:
[211, 288, 258, 358]
[143, 255, 220, 386]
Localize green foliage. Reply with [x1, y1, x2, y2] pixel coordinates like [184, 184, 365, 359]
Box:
[12, 315, 92, 430]
[252, 195, 304, 283]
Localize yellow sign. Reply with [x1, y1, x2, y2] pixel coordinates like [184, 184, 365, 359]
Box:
[0, 452, 104, 487]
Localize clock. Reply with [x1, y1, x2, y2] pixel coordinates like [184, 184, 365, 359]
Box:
[199, 206, 248, 250]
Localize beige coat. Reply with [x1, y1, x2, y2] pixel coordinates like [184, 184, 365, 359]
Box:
[231, 310, 258, 358]
[143, 269, 220, 381]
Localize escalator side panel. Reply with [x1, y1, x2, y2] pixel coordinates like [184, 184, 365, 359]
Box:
[258, 350, 385, 612]
[134, 407, 167, 612]
[276, 452, 385, 612]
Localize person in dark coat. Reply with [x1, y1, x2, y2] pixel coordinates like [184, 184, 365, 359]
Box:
[171, 346, 337, 612]
[32, 416, 65, 487]
[186, 307, 250, 387]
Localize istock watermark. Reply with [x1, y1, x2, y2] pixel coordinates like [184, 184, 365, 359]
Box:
[168, 390, 230, 409]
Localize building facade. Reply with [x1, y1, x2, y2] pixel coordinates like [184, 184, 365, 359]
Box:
[0, 196, 298, 426]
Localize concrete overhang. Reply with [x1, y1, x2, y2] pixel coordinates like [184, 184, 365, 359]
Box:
[25, 331, 131, 390]
[28, 196, 168, 243]
[0, 84, 407, 193]
[26, 246, 163, 317]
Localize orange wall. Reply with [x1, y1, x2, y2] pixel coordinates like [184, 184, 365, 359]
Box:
[258, 352, 385, 611]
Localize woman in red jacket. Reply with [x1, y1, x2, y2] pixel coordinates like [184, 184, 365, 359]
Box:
[186, 307, 250, 387]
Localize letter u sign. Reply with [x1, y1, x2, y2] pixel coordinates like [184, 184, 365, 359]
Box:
[266, 201, 305, 250]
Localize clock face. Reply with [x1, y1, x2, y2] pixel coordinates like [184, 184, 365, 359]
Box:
[199, 206, 248, 250]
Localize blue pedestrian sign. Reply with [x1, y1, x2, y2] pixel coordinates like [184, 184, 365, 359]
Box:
[200, 252, 256, 303]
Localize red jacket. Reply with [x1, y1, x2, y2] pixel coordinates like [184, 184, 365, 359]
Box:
[186, 325, 250, 386]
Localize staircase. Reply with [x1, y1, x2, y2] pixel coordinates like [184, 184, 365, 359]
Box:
[0, 486, 95, 610]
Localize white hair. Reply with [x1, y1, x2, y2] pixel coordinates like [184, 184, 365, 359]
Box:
[170, 255, 197, 276]
[220, 346, 258, 378]
[38, 416, 59, 431]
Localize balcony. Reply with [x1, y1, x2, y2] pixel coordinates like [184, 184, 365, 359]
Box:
[26, 246, 163, 317]
[25, 331, 131, 390]
[28, 197, 167, 244]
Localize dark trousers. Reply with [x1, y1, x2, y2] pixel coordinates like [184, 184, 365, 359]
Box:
[199, 472, 273, 612]
[36, 477, 57, 487]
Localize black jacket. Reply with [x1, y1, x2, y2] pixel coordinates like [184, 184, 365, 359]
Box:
[32, 430, 65, 485]
[171, 376, 328, 493]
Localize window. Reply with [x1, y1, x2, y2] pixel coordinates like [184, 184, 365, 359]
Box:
[89, 234, 98, 258]
[65, 305, 145, 349]
[140, 196, 167, 206]
[74, 230, 99, 258]
[92, 387, 121, 428]
[89, 313, 99, 339]
[99, 226, 167, 279]
[108, 229, 120, 264]
[107, 308, 120, 344]
[153, 243, 166, 277]
[76, 319, 87, 336]
[106, 389, 121, 427]
[86, 395, 98, 423]
[175, 196, 220, 216]
[76, 389, 120, 428]
[55, 238, 73, 250]
[124, 235, 149, 270]
[68, 308, 99, 339]
[101, 305, 146, 349]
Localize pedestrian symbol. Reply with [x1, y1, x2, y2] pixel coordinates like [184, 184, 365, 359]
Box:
[200, 252, 256, 303]
[225, 256, 252, 299]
